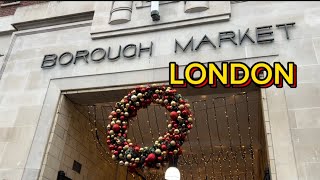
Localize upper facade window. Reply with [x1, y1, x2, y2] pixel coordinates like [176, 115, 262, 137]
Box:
[1, 0, 20, 7]
[0, 1, 47, 17]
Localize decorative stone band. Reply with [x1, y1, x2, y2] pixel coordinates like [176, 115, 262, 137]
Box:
[185, 1, 209, 13]
[109, 1, 133, 25]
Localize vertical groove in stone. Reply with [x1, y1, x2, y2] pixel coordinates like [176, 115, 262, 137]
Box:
[109, 1, 133, 25]
[184, 1, 209, 13]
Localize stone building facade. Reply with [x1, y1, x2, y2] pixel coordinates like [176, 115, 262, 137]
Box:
[0, 1, 319, 180]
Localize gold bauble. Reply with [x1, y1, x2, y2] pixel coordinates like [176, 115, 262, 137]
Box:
[131, 95, 137, 102]
[124, 161, 129, 166]
[155, 149, 161, 155]
[171, 101, 177, 106]
[137, 93, 143, 98]
[127, 154, 132, 159]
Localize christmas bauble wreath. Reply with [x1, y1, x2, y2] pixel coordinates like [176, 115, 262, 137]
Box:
[106, 84, 193, 170]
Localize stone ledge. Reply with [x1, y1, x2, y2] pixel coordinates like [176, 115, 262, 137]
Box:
[12, 11, 94, 31]
[91, 14, 230, 39]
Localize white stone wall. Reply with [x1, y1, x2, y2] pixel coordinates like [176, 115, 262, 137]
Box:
[0, 1, 319, 179]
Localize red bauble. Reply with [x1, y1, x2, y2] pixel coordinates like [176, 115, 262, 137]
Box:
[134, 146, 140, 152]
[187, 124, 192, 129]
[122, 125, 127, 130]
[146, 99, 151, 104]
[120, 116, 125, 121]
[157, 156, 163, 161]
[180, 134, 186, 140]
[111, 111, 117, 117]
[114, 151, 119, 155]
[107, 140, 111, 144]
[147, 153, 156, 162]
[182, 110, 189, 116]
[170, 111, 178, 120]
[112, 124, 121, 132]
[141, 88, 146, 93]
[168, 151, 174, 156]
[129, 166, 136, 173]
[161, 144, 167, 150]
[174, 135, 180, 140]
[109, 145, 115, 150]
[129, 106, 136, 111]
[118, 146, 123, 151]
[152, 94, 159, 99]
[123, 134, 127, 138]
